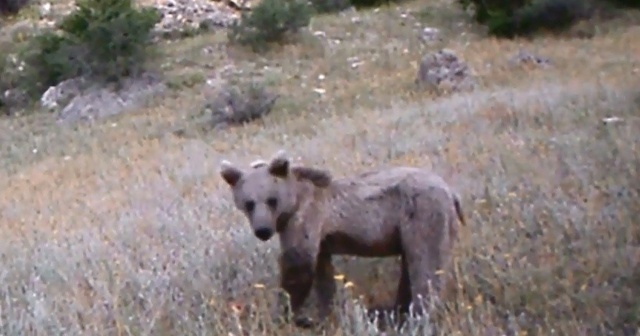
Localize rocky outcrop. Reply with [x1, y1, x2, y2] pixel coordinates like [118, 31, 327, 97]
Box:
[416, 49, 475, 93]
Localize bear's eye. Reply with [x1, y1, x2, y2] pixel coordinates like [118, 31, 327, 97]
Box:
[266, 197, 278, 210]
[245, 200, 255, 213]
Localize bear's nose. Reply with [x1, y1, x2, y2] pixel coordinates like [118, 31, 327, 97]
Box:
[254, 227, 274, 241]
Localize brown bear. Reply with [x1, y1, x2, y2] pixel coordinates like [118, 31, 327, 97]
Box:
[219, 150, 466, 327]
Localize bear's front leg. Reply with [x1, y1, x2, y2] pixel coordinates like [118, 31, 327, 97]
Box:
[314, 251, 336, 322]
[279, 249, 315, 328]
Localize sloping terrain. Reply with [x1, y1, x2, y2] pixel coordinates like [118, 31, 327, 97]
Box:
[0, 0, 639, 334]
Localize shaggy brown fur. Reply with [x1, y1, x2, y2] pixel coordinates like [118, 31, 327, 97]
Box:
[219, 150, 466, 327]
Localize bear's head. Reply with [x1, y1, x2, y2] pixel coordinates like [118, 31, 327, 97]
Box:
[219, 150, 332, 242]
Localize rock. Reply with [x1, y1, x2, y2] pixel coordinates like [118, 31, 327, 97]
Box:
[508, 49, 551, 68]
[416, 49, 475, 93]
[228, 0, 252, 10]
[39, 2, 52, 18]
[53, 73, 167, 124]
[419, 27, 441, 44]
[1, 89, 29, 115]
[41, 77, 86, 111]
[601, 116, 623, 125]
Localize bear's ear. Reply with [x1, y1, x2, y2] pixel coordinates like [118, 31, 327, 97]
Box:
[220, 160, 244, 187]
[268, 150, 290, 178]
[292, 166, 332, 188]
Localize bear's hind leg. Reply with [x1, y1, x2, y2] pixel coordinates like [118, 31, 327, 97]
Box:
[365, 253, 413, 330]
[395, 255, 412, 314]
[400, 210, 449, 316]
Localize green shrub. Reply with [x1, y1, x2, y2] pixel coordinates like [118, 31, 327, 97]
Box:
[0, 0, 30, 16]
[58, 0, 160, 80]
[605, 0, 640, 8]
[228, 0, 312, 52]
[18, 0, 160, 98]
[459, 0, 590, 38]
[311, 0, 408, 13]
[19, 33, 81, 98]
[310, 0, 352, 14]
[348, 0, 402, 9]
[458, 0, 527, 24]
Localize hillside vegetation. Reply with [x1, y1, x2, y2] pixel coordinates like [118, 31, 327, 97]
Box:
[0, 0, 639, 334]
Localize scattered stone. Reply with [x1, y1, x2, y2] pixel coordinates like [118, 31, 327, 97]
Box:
[348, 56, 363, 69]
[26, 0, 244, 41]
[205, 64, 237, 88]
[602, 116, 623, 125]
[416, 49, 475, 93]
[39, 2, 52, 17]
[52, 73, 167, 124]
[151, 0, 241, 40]
[508, 49, 551, 68]
[419, 27, 441, 44]
[228, 0, 253, 10]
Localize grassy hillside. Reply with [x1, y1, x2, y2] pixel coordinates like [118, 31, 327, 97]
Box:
[0, 0, 639, 334]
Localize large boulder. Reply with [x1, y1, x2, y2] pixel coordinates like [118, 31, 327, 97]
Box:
[416, 49, 475, 94]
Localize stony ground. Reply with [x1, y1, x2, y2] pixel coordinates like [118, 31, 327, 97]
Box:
[0, 0, 639, 335]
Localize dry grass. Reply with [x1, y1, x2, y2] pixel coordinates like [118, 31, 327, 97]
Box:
[1, 0, 640, 334]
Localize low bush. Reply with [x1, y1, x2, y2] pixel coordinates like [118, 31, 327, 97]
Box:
[227, 0, 312, 52]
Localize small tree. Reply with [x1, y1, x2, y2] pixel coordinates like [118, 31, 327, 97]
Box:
[19, 0, 160, 98]
[228, 0, 312, 52]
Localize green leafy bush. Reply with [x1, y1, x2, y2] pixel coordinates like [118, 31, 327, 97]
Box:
[606, 0, 640, 8]
[19, 33, 82, 98]
[311, 0, 416, 13]
[309, 0, 352, 14]
[228, 0, 312, 52]
[18, 0, 160, 98]
[458, 0, 527, 24]
[58, 0, 160, 80]
[458, 0, 589, 38]
[348, 0, 403, 9]
[0, 0, 30, 16]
